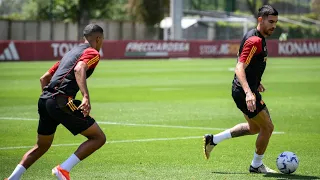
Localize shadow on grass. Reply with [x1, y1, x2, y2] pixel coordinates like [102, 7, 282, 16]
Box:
[212, 171, 248, 175]
[264, 173, 320, 179]
[212, 172, 320, 179]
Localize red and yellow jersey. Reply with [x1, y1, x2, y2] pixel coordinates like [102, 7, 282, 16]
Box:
[233, 29, 268, 91]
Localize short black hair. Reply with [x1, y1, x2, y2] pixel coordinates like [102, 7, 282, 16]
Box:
[258, 5, 278, 18]
[83, 24, 104, 38]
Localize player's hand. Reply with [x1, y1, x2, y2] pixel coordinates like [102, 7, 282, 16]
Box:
[258, 84, 266, 92]
[245, 91, 256, 112]
[78, 96, 91, 117]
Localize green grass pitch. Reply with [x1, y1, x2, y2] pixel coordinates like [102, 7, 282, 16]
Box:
[0, 57, 320, 179]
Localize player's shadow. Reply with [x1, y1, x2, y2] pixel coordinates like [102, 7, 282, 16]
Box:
[212, 171, 248, 175]
[212, 172, 320, 179]
[264, 173, 320, 179]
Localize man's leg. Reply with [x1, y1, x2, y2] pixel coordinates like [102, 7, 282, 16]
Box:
[230, 114, 260, 138]
[253, 107, 274, 155]
[7, 134, 54, 180]
[250, 107, 274, 169]
[206, 87, 261, 148]
[203, 114, 260, 159]
[76, 122, 106, 160]
[58, 122, 106, 172]
[211, 116, 260, 144]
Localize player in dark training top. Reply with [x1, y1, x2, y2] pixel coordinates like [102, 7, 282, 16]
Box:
[5, 24, 106, 180]
[203, 5, 279, 173]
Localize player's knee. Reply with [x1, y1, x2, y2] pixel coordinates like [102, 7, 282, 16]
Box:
[99, 132, 107, 146]
[248, 123, 259, 134]
[260, 122, 274, 135]
[36, 141, 52, 152]
[268, 122, 274, 133]
[94, 131, 106, 148]
[249, 128, 259, 135]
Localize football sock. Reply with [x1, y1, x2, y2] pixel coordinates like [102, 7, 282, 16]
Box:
[212, 129, 231, 144]
[251, 152, 264, 168]
[8, 164, 26, 180]
[60, 154, 81, 172]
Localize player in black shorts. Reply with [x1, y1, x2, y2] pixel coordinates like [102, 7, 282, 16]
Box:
[203, 5, 278, 173]
[6, 24, 106, 180]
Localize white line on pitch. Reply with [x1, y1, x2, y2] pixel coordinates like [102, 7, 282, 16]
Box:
[0, 117, 285, 134]
[0, 136, 202, 150]
[0, 117, 224, 131]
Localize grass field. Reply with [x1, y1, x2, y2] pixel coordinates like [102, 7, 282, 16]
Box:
[0, 57, 320, 179]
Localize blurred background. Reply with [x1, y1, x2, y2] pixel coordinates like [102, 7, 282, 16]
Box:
[0, 0, 319, 41]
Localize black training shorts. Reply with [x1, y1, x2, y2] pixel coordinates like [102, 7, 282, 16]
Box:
[232, 86, 266, 118]
[37, 96, 95, 136]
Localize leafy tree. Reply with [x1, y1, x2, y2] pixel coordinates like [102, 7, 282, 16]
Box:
[246, 0, 269, 18]
[310, 0, 320, 19]
[25, 0, 114, 39]
[0, 0, 26, 19]
[126, 0, 169, 26]
[126, 0, 169, 39]
[186, 0, 224, 11]
[1, 0, 133, 39]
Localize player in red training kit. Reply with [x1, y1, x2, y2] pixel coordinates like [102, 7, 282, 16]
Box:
[5, 24, 106, 180]
[203, 5, 279, 174]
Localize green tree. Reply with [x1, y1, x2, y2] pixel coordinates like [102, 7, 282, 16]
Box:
[225, 0, 236, 13]
[0, 0, 27, 19]
[126, 0, 169, 26]
[187, 0, 224, 11]
[20, 0, 116, 39]
[246, 0, 269, 18]
[1, 0, 131, 39]
[310, 0, 320, 19]
[126, 0, 169, 39]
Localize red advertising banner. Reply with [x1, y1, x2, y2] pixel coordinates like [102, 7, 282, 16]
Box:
[0, 41, 84, 61]
[0, 39, 319, 61]
[271, 39, 320, 56]
[189, 40, 240, 58]
[102, 40, 191, 59]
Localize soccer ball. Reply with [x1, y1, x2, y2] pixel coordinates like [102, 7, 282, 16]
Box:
[276, 151, 299, 174]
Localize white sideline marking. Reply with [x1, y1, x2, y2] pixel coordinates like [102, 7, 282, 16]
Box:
[1, 117, 36, 121]
[151, 87, 182, 91]
[0, 117, 285, 134]
[0, 117, 224, 131]
[0, 136, 202, 150]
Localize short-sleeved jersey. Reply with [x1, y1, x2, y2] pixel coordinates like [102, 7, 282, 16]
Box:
[41, 43, 100, 99]
[232, 29, 268, 91]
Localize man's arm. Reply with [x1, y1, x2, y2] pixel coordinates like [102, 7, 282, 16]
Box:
[40, 61, 60, 91]
[74, 61, 90, 117]
[40, 72, 53, 91]
[75, 48, 100, 117]
[235, 61, 257, 112]
[235, 62, 251, 94]
[74, 61, 89, 99]
[235, 36, 262, 112]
